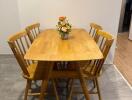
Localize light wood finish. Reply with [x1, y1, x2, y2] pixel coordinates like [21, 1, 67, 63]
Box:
[25, 29, 103, 61]
[89, 23, 103, 38]
[78, 67, 90, 100]
[114, 32, 132, 85]
[52, 80, 59, 100]
[24, 28, 104, 100]
[7, 31, 58, 100]
[68, 30, 114, 100]
[8, 31, 32, 75]
[38, 61, 54, 100]
[68, 80, 74, 100]
[26, 23, 40, 43]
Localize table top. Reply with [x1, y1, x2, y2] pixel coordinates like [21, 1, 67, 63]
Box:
[24, 29, 103, 61]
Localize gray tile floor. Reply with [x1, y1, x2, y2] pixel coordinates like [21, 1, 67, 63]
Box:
[0, 55, 132, 100]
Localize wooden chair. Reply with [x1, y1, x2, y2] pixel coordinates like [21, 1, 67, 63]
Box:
[67, 30, 114, 100]
[7, 31, 59, 100]
[26, 23, 40, 43]
[89, 23, 103, 39]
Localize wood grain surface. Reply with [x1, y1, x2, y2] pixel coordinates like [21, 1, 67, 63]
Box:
[25, 29, 103, 61]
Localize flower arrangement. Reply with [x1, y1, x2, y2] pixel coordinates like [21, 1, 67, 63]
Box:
[56, 16, 72, 39]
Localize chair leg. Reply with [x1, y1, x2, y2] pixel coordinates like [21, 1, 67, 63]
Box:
[67, 79, 73, 92]
[39, 80, 48, 100]
[68, 79, 74, 100]
[52, 80, 59, 100]
[24, 80, 32, 100]
[95, 78, 102, 100]
[78, 68, 90, 100]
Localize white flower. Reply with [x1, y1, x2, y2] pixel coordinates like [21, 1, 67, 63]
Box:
[61, 21, 66, 26]
[61, 27, 67, 32]
[57, 26, 60, 30]
[58, 27, 61, 31]
[67, 26, 70, 29]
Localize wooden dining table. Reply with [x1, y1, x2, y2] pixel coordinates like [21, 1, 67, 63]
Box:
[24, 28, 103, 100]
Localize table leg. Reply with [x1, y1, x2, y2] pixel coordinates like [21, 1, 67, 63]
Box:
[78, 67, 90, 100]
[38, 61, 54, 100]
[67, 79, 74, 100]
[39, 80, 48, 100]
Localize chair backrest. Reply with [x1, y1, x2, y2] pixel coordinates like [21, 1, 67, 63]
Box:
[89, 23, 103, 39]
[7, 31, 32, 77]
[26, 23, 40, 43]
[85, 30, 114, 76]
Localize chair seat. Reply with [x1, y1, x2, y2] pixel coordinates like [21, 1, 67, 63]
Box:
[22, 63, 36, 79]
[67, 61, 99, 79]
[76, 61, 100, 77]
[68, 61, 93, 75]
[49, 61, 96, 79]
[23, 63, 48, 80]
[27, 63, 38, 79]
[83, 65, 93, 74]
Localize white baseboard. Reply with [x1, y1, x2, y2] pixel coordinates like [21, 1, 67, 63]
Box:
[113, 64, 132, 90]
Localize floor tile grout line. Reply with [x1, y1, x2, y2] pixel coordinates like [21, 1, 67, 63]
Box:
[113, 64, 132, 90]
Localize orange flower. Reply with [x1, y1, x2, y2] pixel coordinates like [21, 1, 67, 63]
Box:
[59, 16, 66, 21]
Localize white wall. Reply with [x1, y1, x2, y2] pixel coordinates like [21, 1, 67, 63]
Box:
[18, 0, 122, 64]
[17, 0, 41, 29]
[0, 0, 20, 54]
[0, 0, 122, 64]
